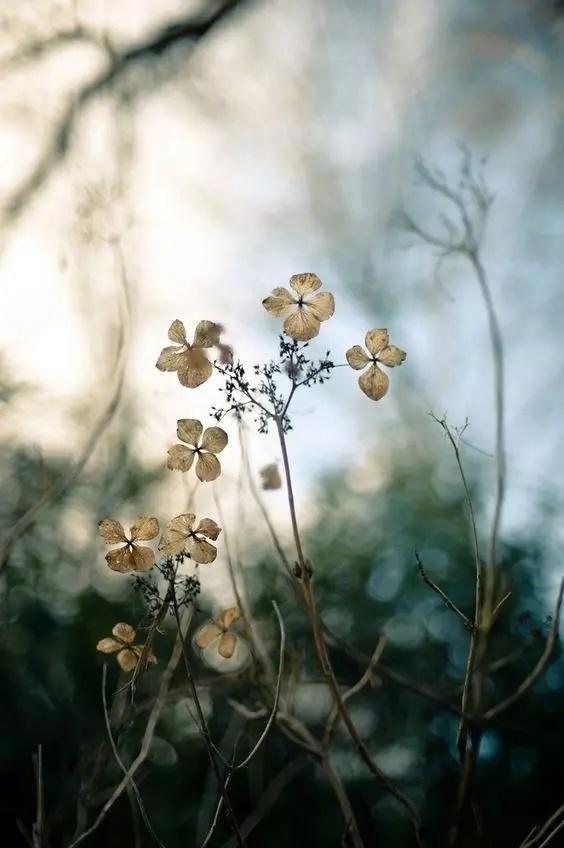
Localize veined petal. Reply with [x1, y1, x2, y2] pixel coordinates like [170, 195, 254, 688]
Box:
[112, 623, 136, 644]
[117, 648, 139, 672]
[186, 537, 217, 564]
[96, 637, 122, 654]
[365, 328, 389, 356]
[98, 518, 127, 544]
[377, 345, 406, 367]
[158, 530, 187, 557]
[156, 345, 182, 372]
[131, 544, 156, 572]
[195, 452, 221, 482]
[177, 418, 203, 446]
[307, 291, 335, 322]
[130, 516, 159, 542]
[218, 632, 237, 658]
[168, 319, 187, 344]
[283, 308, 320, 341]
[169, 514, 196, 534]
[105, 546, 137, 573]
[358, 363, 389, 401]
[289, 272, 322, 296]
[200, 426, 228, 454]
[262, 288, 295, 317]
[167, 444, 196, 472]
[193, 320, 221, 348]
[195, 518, 221, 540]
[195, 622, 222, 649]
[177, 349, 212, 388]
[346, 345, 371, 370]
[218, 607, 240, 629]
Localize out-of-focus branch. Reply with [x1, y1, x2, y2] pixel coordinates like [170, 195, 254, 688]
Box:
[0, 26, 110, 75]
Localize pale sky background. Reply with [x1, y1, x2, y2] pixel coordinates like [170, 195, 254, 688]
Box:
[1, 0, 563, 603]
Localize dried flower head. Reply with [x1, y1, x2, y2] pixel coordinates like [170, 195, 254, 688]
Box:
[194, 607, 241, 659]
[158, 513, 221, 564]
[346, 329, 406, 401]
[167, 419, 228, 482]
[98, 517, 159, 573]
[96, 622, 157, 672]
[156, 319, 220, 388]
[262, 273, 335, 341]
[260, 463, 282, 490]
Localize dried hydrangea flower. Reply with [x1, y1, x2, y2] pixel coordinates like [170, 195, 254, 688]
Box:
[156, 319, 220, 388]
[260, 463, 282, 490]
[194, 607, 241, 659]
[167, 419, 228, 482]
[96, 622, 157, 672]
[158, 513, 221, 564]
[98, 517, 159, 573]
[346, 329, 406, 401]
[262, 273, 335, 341]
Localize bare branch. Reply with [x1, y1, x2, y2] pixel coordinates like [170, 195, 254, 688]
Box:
[415, 551, 474, 632]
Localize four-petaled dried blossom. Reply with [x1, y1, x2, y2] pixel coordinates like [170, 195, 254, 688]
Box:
[96, 622, 157, 672]
[98, 517, 159, 573]
[260, 463, 282, 490]
[194, 607, 241, 659]
[158, 513, 221, 564]
[167, 419, 228, 482]
[346, 329, 406, 401]
[262, 273, 335, 341]
[156, 319, 220, 388]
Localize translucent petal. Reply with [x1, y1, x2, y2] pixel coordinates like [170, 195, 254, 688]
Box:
[112, 622, 136, 644]
[283, 308, 320, 341]
[158, 530, 186, 557]
[98, 518, 127, 544]
[167, 444, 196, 472]
[262, 288, 296, 317]
[105, 545, 137, 573]
[195, 622, 222, 649]
[195, 452, 221, 482]
[130, 516, 159, 541]
[346, 345, 371, 371]
[117, 648, 139, 672]
[377, 345, 406, 367]
[169, 514, 196, 534]
[307, 291, 335, 322]
[193, 320, 220, 348]
[187, 537, 217, 564]
[168, 319, 187, 344]
[177, 349, 213, 388]
[365, 329, 389, 356]
[289, 273, 322, 296]
[176, 418, 203, 446]
[200, 426, 228, 454]
[131, 544, 156, 572]
[260, 463, 282, 490]
[195, 518, 221, 540]
[358, 364, 389, 401]
[96, 637, 121, 654]
[156, 345, 182, 372]
[218, 632, 237, 659]
[218, 607, 240, 629]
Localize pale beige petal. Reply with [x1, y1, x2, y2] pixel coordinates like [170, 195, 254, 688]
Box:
[200, 426, 228, 454]
[218, 607, 241, 629]
[195, 518, 221, 541]
[218, 632, 237, 659]
[169, 513, 196, 534]
[158, 530, 187, 557]
[112, 622, 136, 644]
[289, 273, 322, 296]
[346, 345, 371, 371]
[177, 349, 213, 388]
[167, 444, 195, 472]
[186, 537, 217, 564]
[133, 645, 157, 666]
[195, 452, 221, 482]
[156, 345, 182, 372]
[193, 320, 221, 348]
[98, 518, 127, 544]
[260, 463, 282, 490]
[105, 546, 137, 573]
[96, 637, 122, 654]
[117, 648, 139, 672]
[262, 288, 296, 317]
[377, 345, 406, 367]
[307, 291, 335, 322]
[168, 319, 187, 344]
[194, 622, 222, 649]
[358, 364, 389, 401]
[131, 544, 156, 572]
[130, 516, 159, 542]
[283, 308, 320, 342]
[177, 418, 203, 446]
[365, 329, 389, 356]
